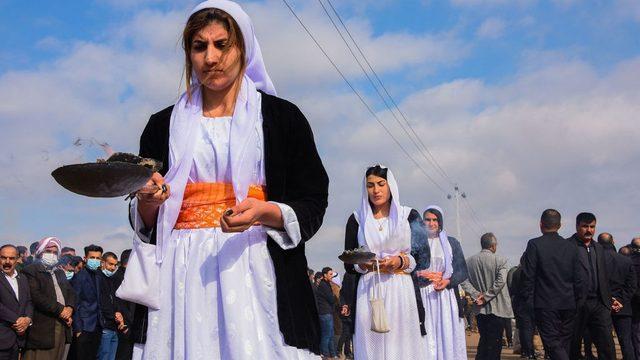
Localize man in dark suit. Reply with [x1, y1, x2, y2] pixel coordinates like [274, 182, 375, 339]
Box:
[628, 237, 640, 359]
[22, 237, 75, 360]
[521, 209, 585, 360]
[70, 244, 103, 359]
[598, 233, 636, 359]
[0, 245, 33, 360]
[568, 213, 615, 360]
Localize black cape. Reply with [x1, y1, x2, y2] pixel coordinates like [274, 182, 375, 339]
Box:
[132, 91, 328, 354]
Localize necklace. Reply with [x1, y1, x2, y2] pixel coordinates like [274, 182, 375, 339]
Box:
[375, 217, 387, 231]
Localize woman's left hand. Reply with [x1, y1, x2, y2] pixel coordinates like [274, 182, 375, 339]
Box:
[220, 198, 283, 233]
[433, 278, 451, 291]
[378, 256, 401, 273]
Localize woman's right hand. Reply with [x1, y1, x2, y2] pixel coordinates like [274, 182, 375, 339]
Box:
[357, 260, 375, 273]
[136, 172, 170, 208]
[416, 270, 443, 282]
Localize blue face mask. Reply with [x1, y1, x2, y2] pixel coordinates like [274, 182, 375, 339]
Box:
[86, 258, 101, 271]
[65, 271, 74, 280]
[101, 268, 116, 277]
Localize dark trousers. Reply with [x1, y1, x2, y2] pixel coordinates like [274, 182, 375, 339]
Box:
[570, 299, 615, 360]
[516, 310, 535, 357]
[115, 331, 134, 360]
[337, 319, 352, 357]
[503, 318, 513, 343]
[535, 308, 575, 360]
[0, 344, 19, 360]
[476, 314, 503, 360]
[632, 318, 640, 360]
[75, 330, 102, 359]
[612, 316, 634, 360]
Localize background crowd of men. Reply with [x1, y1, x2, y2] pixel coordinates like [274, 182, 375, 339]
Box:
[2, 209, 640, 360]
[0, 237, 136, 360]
[462, 210, 640, 360]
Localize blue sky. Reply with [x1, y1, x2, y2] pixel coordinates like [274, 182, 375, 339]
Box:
[1, 0, 639, 273]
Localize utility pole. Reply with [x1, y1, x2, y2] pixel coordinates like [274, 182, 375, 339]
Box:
[447, 185, 466, 242]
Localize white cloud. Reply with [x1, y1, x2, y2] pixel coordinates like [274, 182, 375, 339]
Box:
[476, 17, 506, 39]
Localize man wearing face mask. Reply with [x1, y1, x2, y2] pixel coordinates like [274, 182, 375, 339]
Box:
[97, 252, 119, 360]
[22, 237, 75, 360]
[57, 255, 82, 281]
[70, 244, 103, 360]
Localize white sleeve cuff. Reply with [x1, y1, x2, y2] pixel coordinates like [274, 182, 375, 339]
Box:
[130, 198, 152, 243]
[264, 201, 302, 250]
[354, 264, 369, 274]
[404, 254, 416, 273]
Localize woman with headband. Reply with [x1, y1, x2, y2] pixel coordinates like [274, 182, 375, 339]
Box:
[343, 165, 427, 359]
[415, 205, 468, 359]
[129, 1, 328, 358]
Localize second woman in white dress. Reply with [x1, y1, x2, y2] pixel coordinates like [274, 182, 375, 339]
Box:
[343, 165, 428, 360]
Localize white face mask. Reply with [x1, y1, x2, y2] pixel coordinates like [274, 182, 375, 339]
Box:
[41, 253, 58, 267]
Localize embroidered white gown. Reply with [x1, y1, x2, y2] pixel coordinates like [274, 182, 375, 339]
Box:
[421, 236, 467, 359]
[353, 210, 427, 360]
[139, 115, 318, 360]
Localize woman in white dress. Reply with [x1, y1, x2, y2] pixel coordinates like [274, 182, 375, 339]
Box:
[129, 1, 328, 359]
[414, 205, 468, 359]
[343, 165, 428, 360]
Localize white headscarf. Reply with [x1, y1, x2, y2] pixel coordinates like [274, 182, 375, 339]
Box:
[355, 165, 411, 258]
[35, 236, 61, 256]
[155, 0, 276, 262]
[423, 205, 453, 280]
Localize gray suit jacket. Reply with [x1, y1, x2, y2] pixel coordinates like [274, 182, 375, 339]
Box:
[462, 249, 513, 318]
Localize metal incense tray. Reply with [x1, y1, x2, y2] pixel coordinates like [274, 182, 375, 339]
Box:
[51, 152, 163, 198]
[338, 247, 376, 264]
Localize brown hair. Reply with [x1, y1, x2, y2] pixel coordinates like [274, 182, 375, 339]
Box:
[182, 8, 246, 99]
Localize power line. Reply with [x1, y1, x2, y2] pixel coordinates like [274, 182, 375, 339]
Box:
[462, 196, 487, 233]
[281, 0, 449, 195]
[323, 0, 455, 186]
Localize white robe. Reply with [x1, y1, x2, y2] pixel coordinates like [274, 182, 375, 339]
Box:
[353, 209, 426, 360]
[137, 115, 318, 360]
[421, 236, 467, 359]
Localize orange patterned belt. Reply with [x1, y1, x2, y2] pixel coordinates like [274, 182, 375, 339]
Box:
[174, 182, 266, 229]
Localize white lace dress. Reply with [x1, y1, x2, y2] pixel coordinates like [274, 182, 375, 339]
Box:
[136, 115, 319, 360]
[421, 236, 467, 359]
[353, 209, 427, 360]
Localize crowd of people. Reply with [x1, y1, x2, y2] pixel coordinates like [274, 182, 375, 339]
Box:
[306, 207, 640, 360]
[0, 237, 137, 360]
[4, 1, 636, 360]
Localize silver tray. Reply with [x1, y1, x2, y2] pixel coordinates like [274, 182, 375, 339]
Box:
[338, 250, 376, 264]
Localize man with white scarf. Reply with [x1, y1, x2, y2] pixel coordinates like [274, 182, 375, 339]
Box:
[22, 237, 75, 360]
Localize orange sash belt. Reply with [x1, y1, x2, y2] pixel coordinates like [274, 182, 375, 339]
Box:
[174, 182, 266, 229]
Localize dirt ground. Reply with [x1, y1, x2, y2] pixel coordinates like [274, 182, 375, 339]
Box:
[464, 331, 623, 359]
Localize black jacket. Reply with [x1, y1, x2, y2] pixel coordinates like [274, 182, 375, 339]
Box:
[70, 268, 102, 333]
[99, 272, 118, 330]
[601, 243, 636, 317]
[134, 92, 328, 353]
[521, 231, 586, 310]
[569, 234, 611, 309]
[21, 263, 75, 349]
[344, 209, 427, 335]
[0, 272, 32, 350]
[629, 251, 640, 319]
[315, 281, 336, 315]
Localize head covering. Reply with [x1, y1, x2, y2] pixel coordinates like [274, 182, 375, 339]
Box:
[355, 165, 411, 258]
[423, 205, 453, 280]
[35, 236, 61, 256]
[331, 272, 342, 287]
[154, 0, 276, 262]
